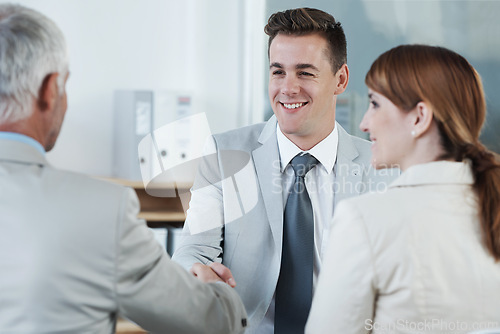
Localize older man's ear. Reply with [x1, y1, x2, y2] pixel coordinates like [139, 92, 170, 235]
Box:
[37, 73, 60, 113]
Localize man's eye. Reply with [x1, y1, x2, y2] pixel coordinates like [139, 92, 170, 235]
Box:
[272, 70, 284, 75]
[370, 100, 379, 108]
[299, 71, 313, 76]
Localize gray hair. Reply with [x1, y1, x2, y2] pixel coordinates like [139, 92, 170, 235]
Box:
[0, 4, 68, 123]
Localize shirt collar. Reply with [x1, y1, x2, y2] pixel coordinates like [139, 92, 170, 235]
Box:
[276, 122, 338, 174]
[0, 132, 45, 155]
[390, 161, 474, 188]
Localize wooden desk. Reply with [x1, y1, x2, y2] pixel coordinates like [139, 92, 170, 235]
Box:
[100, 178, 192, 228]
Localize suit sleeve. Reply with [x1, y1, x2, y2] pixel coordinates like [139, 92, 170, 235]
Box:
[115, 188, 247, 334]
[305, 199, 376, 334]
[172, 135, 226, 270]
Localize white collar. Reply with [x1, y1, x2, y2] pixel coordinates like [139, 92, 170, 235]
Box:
[276, 123, 338, 174]
[0, 131, 45, 155]
[390, 161, 474, 188]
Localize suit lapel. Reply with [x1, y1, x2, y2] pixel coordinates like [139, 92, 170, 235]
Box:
[334, 124, 363, 206]
[252, 116, 284, 250]
[250, 121, 364, 248]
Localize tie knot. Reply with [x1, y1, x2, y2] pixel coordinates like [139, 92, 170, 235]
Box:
[290, 153, 319, 177]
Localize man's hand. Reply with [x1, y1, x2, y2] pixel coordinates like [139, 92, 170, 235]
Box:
[190, 262, 236, 288]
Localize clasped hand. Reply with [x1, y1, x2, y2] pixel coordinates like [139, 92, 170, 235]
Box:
[190, 262, 237, 288]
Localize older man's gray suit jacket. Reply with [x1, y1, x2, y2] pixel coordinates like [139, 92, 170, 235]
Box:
[0, 138, 247, 334]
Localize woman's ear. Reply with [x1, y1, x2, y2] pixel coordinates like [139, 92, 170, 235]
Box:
[412, 101, 434, 138]
[334, 64, 349, 95]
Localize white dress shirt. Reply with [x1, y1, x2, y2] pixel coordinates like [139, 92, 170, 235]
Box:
[258, 123, 339, 334]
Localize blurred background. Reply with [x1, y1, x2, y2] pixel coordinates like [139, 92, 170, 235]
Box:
[7, 0, 500, 177]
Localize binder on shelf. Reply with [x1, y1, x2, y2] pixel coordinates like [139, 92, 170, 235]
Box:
[113, 90, 195, 182]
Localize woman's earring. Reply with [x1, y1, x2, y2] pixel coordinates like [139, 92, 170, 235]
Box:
[411, 130, 416, 137]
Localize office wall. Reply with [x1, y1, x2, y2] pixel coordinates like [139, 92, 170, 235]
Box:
[266, 0, 500, 152]
[12, 1, 498, 176]
[8, 0, 266, 176]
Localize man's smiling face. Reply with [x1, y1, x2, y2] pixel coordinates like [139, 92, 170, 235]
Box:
[268, 33, 346, 150]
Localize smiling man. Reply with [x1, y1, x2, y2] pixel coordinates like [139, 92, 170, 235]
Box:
[173, 7, 396, 334]
[268, 31, 348, 151]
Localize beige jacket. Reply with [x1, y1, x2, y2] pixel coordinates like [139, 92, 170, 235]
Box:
[306, 161, 500, 334]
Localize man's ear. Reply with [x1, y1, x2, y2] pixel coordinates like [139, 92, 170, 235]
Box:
[412, 101, 434, 137]
[334, 64, 349, 95]
[37, 73, 59, 112]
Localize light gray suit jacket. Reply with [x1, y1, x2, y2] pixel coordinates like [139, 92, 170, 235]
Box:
[0, 138, 247, 334]
[173, 116, 397, 332]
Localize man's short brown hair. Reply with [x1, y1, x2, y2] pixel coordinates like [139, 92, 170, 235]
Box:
[264, 7, 347, 73]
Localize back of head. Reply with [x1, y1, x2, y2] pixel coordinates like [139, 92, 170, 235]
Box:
[366, 44, 500, 261]
[264, 7, 347, 73]
[0, 4, 68, 124]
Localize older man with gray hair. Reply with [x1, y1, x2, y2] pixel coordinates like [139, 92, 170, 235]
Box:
[0, 4, 247, 333]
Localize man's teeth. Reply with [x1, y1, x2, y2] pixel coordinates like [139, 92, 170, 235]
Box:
[283, 102, 305, 109]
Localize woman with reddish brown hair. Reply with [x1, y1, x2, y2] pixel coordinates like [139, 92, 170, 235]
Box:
[306, 45, 500, 334]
